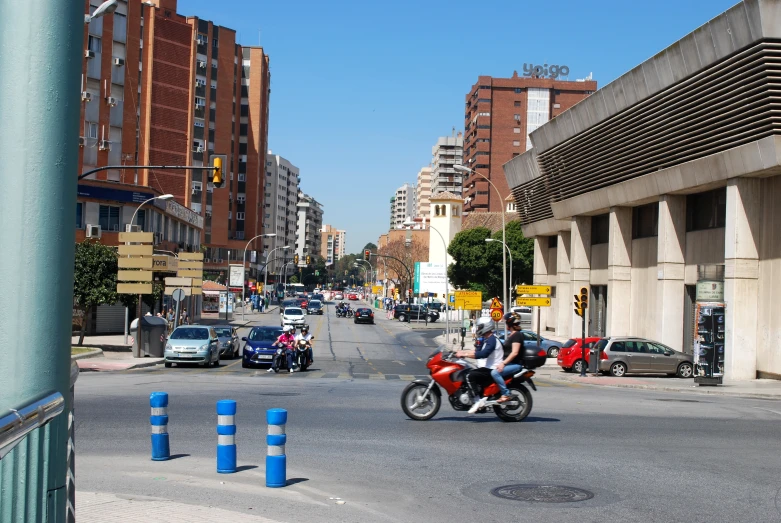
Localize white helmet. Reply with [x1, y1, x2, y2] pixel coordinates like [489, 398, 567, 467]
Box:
[284, 325, 294, 333]
[475, 316, 494, 336]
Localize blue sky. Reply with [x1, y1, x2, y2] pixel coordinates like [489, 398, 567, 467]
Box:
[181, 0, 738, 253]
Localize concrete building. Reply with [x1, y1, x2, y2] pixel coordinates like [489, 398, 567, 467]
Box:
[415, 167, 432, 219]
[430, 135, 464, 197]
[463, 72, 596, 213]
[427, 192, 463, 269]
[391, 183, 416, 229]
[320, 224, 346, 267]
[295, 192, 324, 264]
[504, 0, 781, 380]
[264, 153, 300, 276]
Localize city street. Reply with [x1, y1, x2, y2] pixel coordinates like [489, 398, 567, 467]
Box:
[73, 300, 781, 522]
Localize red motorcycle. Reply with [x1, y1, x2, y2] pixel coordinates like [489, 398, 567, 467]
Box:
[401, 348, 545, 422]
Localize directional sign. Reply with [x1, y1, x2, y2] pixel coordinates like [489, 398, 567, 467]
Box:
[178, 252, 204, 261]
[179, 260, 204, 270]
[177, 269, 202, 278]
[165, 277, 192, 287]
[515, 285, 552, 295]
[118, 257, 153, 269]
[117, 283, 153, 294]
[118, 231, 154, 243]
[490, 308, 503, 321]
[118, 244, 154, 256]
[165, 287, 192, 296]
[490, 297, 503, 309]
[117, 270, 153, 282]
[153, 255, 178, 272]
[454, 290, 482, 310]
[515, 297, 552, 307]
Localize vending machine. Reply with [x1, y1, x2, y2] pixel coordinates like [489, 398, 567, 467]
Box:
[693, 303, 724, 385]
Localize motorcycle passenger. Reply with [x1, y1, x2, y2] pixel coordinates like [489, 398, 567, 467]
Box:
[295, 325, 314, 366]
[454, 317, 504, 414]
[269, 326, 296, 373]
[489, 312, 527, 404]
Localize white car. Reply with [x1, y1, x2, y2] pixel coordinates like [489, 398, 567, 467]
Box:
[334, 293, 344, 300]
[281, 307, 306, 329]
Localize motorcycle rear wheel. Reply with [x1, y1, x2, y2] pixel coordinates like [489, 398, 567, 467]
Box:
[493, 385, 533, 422]
[401, 382, 440, 421]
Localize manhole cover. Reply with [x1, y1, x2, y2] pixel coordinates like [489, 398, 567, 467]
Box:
[490, 484, 594, 503]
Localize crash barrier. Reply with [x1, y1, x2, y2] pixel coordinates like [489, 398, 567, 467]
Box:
[216, 400, 237, 473]
[150, 392, 170, 461]
[266, 408, 288, 488]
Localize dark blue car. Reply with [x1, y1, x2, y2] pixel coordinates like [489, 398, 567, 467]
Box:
[242, 326, 284, 368]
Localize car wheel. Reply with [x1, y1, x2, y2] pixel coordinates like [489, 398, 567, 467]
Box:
[164, 362, 172, 368]
[677, 362, 694, 378]
[572, 359, 585, 374]
[241, 360, 249, 368]
[610, 362, 627, 377]
[398, 314, 406, 322]
[547, 346, 560, 358]
[426, 315, 433, 323]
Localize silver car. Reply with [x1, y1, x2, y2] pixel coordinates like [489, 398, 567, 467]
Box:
[596, 337, 694, 378]
[164, 325, 221, 368]
[213, 325, 239, 359]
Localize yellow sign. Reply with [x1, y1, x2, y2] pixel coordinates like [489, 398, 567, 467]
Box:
[515, 297, 552, 307]
[490, 297, 503, 309]
[118, 257, 153, 269]
[117, 270, 153, 282]
[118, 231, 154, 243]
[179, 252, 204, 261]
[490, 309, 503, 321]
[515, 285, 552, 295]
[117, 283, 153, 294]
[118, 244, 154, 256]
[454, 290, 482, 310]
[372, 285, 383, 294]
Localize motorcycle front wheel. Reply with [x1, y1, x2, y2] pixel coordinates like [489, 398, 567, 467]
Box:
[401, 382, 441, 421]
[493, 385, 533, 422]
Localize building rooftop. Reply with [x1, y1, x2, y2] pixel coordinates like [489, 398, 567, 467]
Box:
[462, 212, 517, 234]
[429, 191, 463, 202]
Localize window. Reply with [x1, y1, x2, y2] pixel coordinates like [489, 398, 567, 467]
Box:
[686, 188, 726, 231]
[514, 88, 522, 93]
[610, 342, 625, 352]
[98, 205, 120, 231]
[514, 101, 521, 107]
[513, 140, 521, 146]
[76, 202, 83, 229]
[136, 209, 146, 231]
[632, 203, 658, 239]
[88, 35, 101, 53]
[513, 128, 521, 134]
[85, 122, 98, 139]
[591, 214, 609, 245]
[478, 112, 490, 117]
[514, 114, 521, 120]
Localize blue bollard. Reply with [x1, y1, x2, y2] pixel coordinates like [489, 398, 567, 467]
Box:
[150, 392, 170, 461]
[216, 400, 237, 473]
[266, 408, 287, 488]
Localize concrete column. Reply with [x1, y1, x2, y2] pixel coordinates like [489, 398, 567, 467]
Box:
[606, 207, 632, 336]
[532, 237, 550, 330]
[656, 196, 686, 351]
[570, 217, 591, 337]
[724, 178, 761, 380]
[556, 231, 572, 338]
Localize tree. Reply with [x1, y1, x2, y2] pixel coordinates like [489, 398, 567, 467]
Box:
[73, 241, 119, 345]
[378, 237, 428, 297]
[362, 242, 377, 252]
[289, 274, 299, 284]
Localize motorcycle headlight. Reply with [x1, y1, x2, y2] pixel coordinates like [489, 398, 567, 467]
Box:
[276, 348, 283, 354]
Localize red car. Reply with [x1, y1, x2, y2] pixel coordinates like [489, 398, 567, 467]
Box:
[347, 293, 358, 301]
[557, 337, 601, 373]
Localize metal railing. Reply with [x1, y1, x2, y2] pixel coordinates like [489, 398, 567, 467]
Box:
[0, 391, 64, 460]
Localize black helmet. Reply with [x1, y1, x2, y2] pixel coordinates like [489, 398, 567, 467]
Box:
[503, 312, 522, 328]
[301, 325, 309, 333]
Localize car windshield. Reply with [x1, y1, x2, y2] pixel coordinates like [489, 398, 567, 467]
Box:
[170, 327, 209, 340]
[563, 339, 577, 348]
[595, 339, 609, 351]
[309, 301, 321, 307]
[213, 327, 232, 337]
[357, 308, 370, 313]
[284, 308, 303, 316]
[248, 327, 283, 341]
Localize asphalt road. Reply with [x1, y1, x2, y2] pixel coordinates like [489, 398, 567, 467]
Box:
[74, 299, 781, 522]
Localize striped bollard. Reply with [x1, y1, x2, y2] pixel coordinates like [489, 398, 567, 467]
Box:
[216, 400, 237, 473]
[266, 408, 287, 488]
[150, 392, 170, 461]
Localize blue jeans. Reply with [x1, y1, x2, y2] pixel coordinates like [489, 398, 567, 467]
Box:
[491, 364, 523, 396]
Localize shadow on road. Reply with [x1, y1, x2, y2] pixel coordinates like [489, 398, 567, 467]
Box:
[235, 465, 259, 472]
[286, 477, 309, 485]
[167, 454, 190, 460]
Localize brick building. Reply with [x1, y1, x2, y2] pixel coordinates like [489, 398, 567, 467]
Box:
[462, 72, 596, 213]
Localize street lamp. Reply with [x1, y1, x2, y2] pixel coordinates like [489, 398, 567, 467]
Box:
[282, 261, 296, 288]
[131, 194, 173, 231]
[486, 238, 513, 335]
[454, 164, 507, 316]
[354, 261, 370, 297]
[84, 0, 118, 24]
[241, 233, 276, 319]
[263, 244, 290, 305]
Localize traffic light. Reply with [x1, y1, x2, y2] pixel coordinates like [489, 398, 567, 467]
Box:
[294, 254, 299, 265]
[210, 155, 226, 188]
[306, 255, 311, 265]
[573, 286, 589, 316]
[364, 249, 371, 261]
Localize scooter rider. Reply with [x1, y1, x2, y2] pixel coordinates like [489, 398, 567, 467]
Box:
[269, 326, 296, 373]
[454, 316, 504, 414]
[295, 325, 314, 366]
[489, 312, 526, 404]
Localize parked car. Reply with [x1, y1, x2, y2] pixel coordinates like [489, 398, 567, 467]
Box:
[164, 325, 220, 368]
[334, 293, 344, 301]
[557, 337, 602, 373]
[510, 306, 533, 324]
[212, 325, 240, 359]
[281, 307, 306, 329]
[393, 304, 439, 323]
[596, 337, 694, 378]
[519, 330, 562, 358]
[241, 326, 283, 368]
[307, 300, 323, 315]
[354, 307, 375, 324]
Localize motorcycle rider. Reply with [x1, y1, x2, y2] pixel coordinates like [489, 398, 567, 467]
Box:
[489, 312, 526, 404]
[454, 316, 504, 414]
[269, 326, 296, 373]
[294, 325, 314, 366]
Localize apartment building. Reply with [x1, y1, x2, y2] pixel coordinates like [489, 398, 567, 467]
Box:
[295, 192, 324, 264]
[430, 135, 464, 197]
[415, 167, 432, 219]
[462, 71, 596, 213]
[320, 224, 346, 267]
[391, 183, 416, 229]
[263, 153, 300, 276]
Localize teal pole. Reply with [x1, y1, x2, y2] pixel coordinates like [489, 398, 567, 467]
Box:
[0, 0, 83, 521]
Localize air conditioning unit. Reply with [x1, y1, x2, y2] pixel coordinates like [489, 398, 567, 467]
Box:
[85, 50, 95, 59]
[81, 91, 91, 102]
[107, 97, 117, 107]
[217, 258, 224, 263]
[198, 61, 206, 68]
[79, 137, 86, 147]
[113, 57, 125, 66]
[85, 224, 101, 238]
[196, 146, 204, 153]
[99, 140, 110, 150]
[125, 224, 140, 233]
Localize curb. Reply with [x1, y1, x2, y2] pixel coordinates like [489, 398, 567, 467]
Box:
[71, 348, 104, 361]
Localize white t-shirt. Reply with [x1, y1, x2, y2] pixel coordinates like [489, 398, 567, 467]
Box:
[295, 333, 312, 343]
[477, 335, 504, 370]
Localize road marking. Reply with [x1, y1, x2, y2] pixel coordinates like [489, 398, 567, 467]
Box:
[409, 350, 414, 355]
[752, 406, 781, 417]
[306, 372, 325, 378]
[416, 357, 422, 361]
[398, 375, 415, 380]
[368, 374, 385, 380]
[215, 359, 243, 372]
[338, 373, 351, 379]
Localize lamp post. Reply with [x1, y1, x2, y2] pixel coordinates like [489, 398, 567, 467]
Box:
[486, 238, 513, 335]
[84, 0, 118, 24]
[354, 262, 370, 298]
[282, 261, 295, 288]
[129, 194, 173, 321]
[263, 245, 290, 306]
[241, 233, 277, 320]
[454, 164, 507, 316]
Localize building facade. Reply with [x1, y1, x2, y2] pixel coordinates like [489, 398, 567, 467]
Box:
[295, 192, 324, 264]
[391, 183, 416, 229]
[505, 0, 781, 381]
[320, 224, 346, 267]
[415, 167, 432, 219]
[463, 72, 596, 213]
[263, 153, 300, 276]
[430, 135, 464, 197]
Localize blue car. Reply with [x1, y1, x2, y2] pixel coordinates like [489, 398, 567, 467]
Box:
[496, 330, 562, 358]
[242, 326, 284, 368]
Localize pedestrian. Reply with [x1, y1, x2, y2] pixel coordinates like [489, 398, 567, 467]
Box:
[260, 296, 266, 313]
[181, 308, 189, 325]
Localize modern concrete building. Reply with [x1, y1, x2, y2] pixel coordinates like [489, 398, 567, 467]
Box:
[264, 153, 300, 276]
[463, 72, 597, 213]
[391, 183, 416, 229]
[320, 224, 346, 267]
[415, 167, 432, 219]
[430, 135, 464, 197]
[504, 0, 781, 380]
[295, 191, 324, 264]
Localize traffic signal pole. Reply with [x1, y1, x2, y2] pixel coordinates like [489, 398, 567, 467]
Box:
[0, 1, 83, 519]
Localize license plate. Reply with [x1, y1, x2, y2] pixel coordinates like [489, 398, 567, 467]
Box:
[179, 353, 193, 358]
[257, 355, 273, 360]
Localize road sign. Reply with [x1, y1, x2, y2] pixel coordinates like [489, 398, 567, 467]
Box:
[118, 257, 153, 269]
[179, 260, 204, 269]
[118, 231, 154, 243]
[165, 277, 192, 287]
[454, 290, 482, 310]
[172, 288, 186, 302]
[229, 264, 244, 287]
[516, 285, 552, 295]
[117, 270, 153, 282]
[490, 308, 503, 321]
[177, 269, 202, 278]
[490, 297, 503, 309]
[178, 252, 204, 260]
[118, 244, 154, 256]
[152, 255, 178, 272]
[117, 283, 152, 294]
[515, 297, 552, 307]
[449, 294, 455, 303]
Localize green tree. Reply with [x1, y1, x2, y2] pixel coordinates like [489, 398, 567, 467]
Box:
[73, 241, 119, 345]
[289, 274, 299, 284]
[362, 242, 377, 252]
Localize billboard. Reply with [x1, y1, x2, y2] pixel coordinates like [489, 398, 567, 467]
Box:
[413, 262, 448, 296]
[228, 264, 245, 288]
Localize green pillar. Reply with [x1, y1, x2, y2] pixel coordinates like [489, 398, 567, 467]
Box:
[0, 1, 83, 521]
